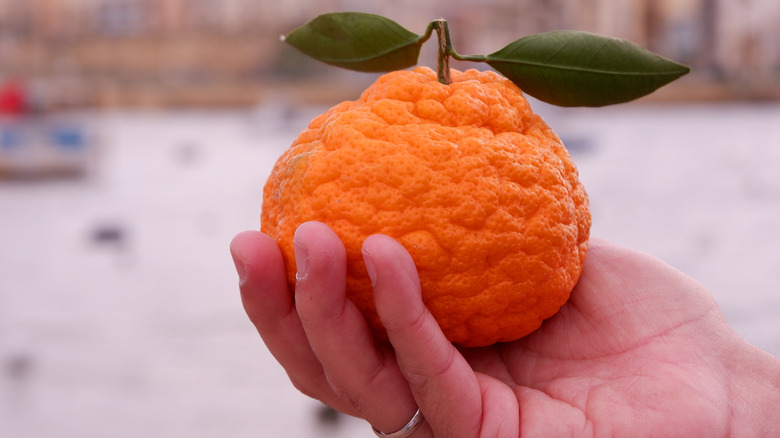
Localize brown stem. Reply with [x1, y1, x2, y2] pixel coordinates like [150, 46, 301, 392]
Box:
[432, 19, 452, 85]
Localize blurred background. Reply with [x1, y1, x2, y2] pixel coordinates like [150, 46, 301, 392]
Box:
[1, 1, 778, 437]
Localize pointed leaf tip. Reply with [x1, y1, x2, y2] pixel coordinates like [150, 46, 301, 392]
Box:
[486, 30, 691, 107]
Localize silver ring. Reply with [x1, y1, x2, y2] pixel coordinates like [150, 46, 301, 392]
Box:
[371, 408, 424, 437]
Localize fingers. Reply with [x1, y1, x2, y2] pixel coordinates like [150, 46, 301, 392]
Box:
[363, 234, 486, 437]
[229, 230, 331, 400]
[230, 230, 289, 329]
[233, 225, 518, 437]
[292, 222, 419, 432]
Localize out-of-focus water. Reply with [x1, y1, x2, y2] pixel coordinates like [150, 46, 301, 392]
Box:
[1, 102, 778, 437]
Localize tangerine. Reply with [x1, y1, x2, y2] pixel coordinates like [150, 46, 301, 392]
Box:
[261, 66, 590, 347]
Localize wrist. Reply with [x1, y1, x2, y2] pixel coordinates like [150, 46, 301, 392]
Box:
[727, 340, 780, 436]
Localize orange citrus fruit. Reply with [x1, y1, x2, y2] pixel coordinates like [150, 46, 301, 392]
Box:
[261, 66, 590, 347]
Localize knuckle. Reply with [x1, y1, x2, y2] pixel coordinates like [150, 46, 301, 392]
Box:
[289, 376, 319, 400]
[402, 342, 458, 392]
[288, 367, 329, 401]
[331, 385, 365, 415]
[329, 360, 386, 417]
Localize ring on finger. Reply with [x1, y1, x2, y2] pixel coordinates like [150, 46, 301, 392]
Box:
[371, 408, 424, 437]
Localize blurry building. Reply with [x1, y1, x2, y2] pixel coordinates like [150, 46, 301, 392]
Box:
[0, 0, 777, 107]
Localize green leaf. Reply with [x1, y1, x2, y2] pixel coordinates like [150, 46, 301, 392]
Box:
[485, 30, 691, 107]
[283, 12, 423, 73]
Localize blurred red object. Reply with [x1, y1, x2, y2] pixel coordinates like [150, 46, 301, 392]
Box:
[0, 80, 28, 115]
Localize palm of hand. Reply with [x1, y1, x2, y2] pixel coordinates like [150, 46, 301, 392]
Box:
[461, 241, 733, 436]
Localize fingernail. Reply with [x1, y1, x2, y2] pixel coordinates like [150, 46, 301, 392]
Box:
[362, 248, 377, 287]
[230, 249, 248, 286]
[294, 238, 310, 283]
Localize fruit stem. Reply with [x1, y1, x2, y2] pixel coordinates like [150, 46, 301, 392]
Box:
[432, 19, 452, 85]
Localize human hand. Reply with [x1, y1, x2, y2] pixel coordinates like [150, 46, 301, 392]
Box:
[230, 221, 780, 437]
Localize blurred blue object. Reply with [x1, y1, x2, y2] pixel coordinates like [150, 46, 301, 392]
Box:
[0, 116, 95, 178]
[0, 125, 24, 150]
[49, 125, 86, 149]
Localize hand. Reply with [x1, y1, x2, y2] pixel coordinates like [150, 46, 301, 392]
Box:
[230, 221, 780, 437]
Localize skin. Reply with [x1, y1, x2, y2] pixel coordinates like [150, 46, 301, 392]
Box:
[230, 221, 780, 437]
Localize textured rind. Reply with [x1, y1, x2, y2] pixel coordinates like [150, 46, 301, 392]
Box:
[261, 67, 591, 347]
